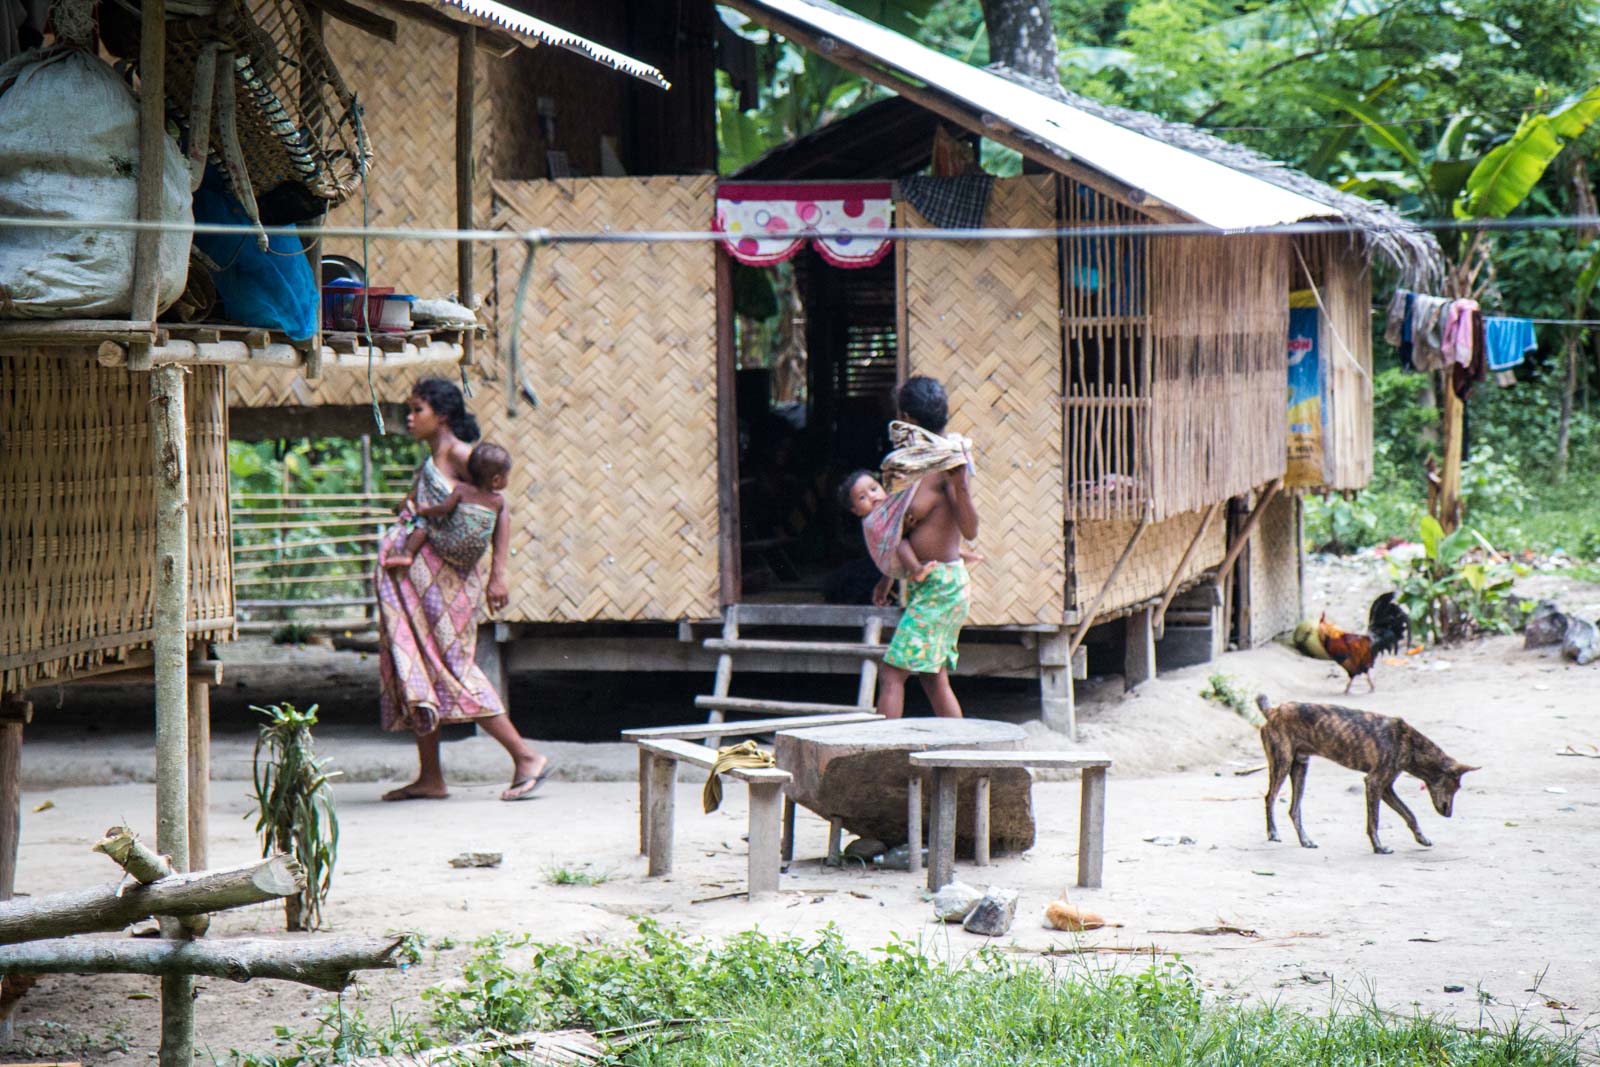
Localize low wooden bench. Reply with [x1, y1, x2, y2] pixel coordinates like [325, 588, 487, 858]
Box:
[632, 738, 793, 899]
[908, 750, 1113, 892]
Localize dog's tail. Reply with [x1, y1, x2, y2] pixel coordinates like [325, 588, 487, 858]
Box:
[1255, 693, 1272, 714]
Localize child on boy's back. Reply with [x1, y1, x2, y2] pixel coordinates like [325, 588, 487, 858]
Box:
[838, 470, 982, 605]
[385, 441, 512, 571]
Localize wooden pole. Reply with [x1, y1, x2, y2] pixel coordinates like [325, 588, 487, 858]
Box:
[1437, 374, 1464, 533]
[187, 654, 212, 873]
[1067, 511, 1152, 660]
[456, 26, 477, 365]
[0, 700, 28, 903]
[0, 856, 304, 945]
[150, 361, 193, 1067]
[131, 0, 168, 338]
[1152, 502, 1219, 640]
[0, 935, 407, 992]
[715, 247, 741, 606]
[1214, 478, 1282, 593]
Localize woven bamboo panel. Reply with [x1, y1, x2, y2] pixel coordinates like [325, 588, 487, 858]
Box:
[1148, 234, 1289, 519]
[231, 7, 497, 409]
[482, 177, 720, 623]
[902, 175, 1065, 626]
[1246, 490, 1303, 646]
[1071, 510, 1224, 614]
[2, 352, 234, 693]
[1295, 234, 1373, 490]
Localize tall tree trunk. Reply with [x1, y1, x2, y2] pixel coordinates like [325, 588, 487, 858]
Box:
[979, 0, 1059, 85]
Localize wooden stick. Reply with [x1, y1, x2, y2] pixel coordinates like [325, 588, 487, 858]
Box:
[1213, 479, 1282, 593]
[0, 700, 27, 903]
[92, 826, 172, 884]
[715, 247, 741, 606]
[187, 650, 211, 873]
[1068, 511, 1152, 659]
[1153, 503, 1219, 639]
[131, 0, 167, 328]
[0, 935, 406, 993]
[0, 856, 303, 945]
[456, 26, 477, 366]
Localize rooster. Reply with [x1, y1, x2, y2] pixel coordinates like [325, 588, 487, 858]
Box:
[1317, 592, 1411, 693]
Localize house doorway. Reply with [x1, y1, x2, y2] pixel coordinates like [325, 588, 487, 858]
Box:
[731, 245, 900, 604]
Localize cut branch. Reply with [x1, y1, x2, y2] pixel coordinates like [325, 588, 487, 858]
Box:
[94, 826, 173, 883]
[0, 936, 406, 993]
[0, 856, 304, 945]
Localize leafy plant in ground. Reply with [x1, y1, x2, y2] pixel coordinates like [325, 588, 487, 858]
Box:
[229, 923, 1585, 1066]
[251, 702, 340, 932]
[543, 864, 612, 886]
[1390, 517, 1527, 644]
[1200, 673, 1264, 726]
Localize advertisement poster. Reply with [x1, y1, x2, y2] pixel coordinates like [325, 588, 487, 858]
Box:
[1286, 295, 1325, 487]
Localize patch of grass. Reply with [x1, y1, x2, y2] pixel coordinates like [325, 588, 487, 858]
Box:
[543, 864, 612, 886]
[1200, 674, 1265, 726]
[231, 924, 1585, 1067]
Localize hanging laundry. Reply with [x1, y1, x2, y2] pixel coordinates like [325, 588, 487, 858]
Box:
[1442, 299, 1480, 368]
[1484, 316, 1537, 371]
[1409, 294, 1451, 371]
[1452, 305, 1487, 400]
[1384, 289, 1410, 347]
[898, 175, 993, 230]
[1398, 291, 1417, 370]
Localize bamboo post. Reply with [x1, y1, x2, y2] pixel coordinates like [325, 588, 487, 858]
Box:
[456, 25, 476, 365]
[130, 0, 167, 372]
[186, 654, 213, 873]
[1214, 479, 1282, 594]
[1067, 511, 1152, 660]
[150, 361, 193, 1067]
[1152, 502, 1219, 639]
[0, 700, 29, 903]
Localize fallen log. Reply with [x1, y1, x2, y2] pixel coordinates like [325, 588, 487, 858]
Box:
[0, 856, 304, 945]
[0, 935, 406, 992]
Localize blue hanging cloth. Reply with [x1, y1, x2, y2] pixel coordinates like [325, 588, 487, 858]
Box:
[191, 163, 319, 341]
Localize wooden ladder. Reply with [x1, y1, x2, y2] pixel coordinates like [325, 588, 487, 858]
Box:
[696, 604, 897, 724]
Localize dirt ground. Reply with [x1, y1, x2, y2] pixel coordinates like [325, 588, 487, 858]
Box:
[6, 557, 1600, 1062]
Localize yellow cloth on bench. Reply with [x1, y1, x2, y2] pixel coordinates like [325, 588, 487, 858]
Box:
[702, 740, 777, 813]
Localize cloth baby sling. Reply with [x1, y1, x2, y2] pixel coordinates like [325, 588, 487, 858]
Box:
[860, 421, 974, 579]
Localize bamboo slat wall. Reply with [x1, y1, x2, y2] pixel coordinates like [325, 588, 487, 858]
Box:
[1148, 234, 1290, 519]
[902, 175, 1066, 626]
[1295, 234, 1374, 490]
[1246, 490, 1302, 646]
[230, 6, 497, 409]
[1061, 177, 1151, 522]
[1071, 510, 1224, 614]
[484, 177, 720, 623]
[2, 353, 234, 693]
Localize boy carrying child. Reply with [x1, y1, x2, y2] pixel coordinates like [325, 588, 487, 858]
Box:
[837, 377, 979, 719]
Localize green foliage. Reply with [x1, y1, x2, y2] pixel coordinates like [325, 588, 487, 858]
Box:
[251, 703, 340, 932]
[1389, 519, 1527, 643]
[543, 864, 613, 886]
[1200, 673, 1264, 726]
[232, 923, 1583, 1067]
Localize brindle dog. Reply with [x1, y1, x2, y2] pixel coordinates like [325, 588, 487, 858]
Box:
[1257, 695, 1478, 854]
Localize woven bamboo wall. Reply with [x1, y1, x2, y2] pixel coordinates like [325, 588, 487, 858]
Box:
[484, 177, 719, 622]
[231, 5, 497, 409]
[1148, 234, 1289, 519]
[1071, 510, 1224, 614]
[1295, 234, 1374, 490]
[2, 352, 234, 693]
[902, 175, 1065, 626]
[1246, 490, 1303, 646]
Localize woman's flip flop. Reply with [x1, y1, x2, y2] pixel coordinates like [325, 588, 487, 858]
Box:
[502, 763, 553, 802]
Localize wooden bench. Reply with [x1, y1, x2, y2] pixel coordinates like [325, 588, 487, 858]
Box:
[908, 750, 1113, 892]
[633, 738, 792, 900]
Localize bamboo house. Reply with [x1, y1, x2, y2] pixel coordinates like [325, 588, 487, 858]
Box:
[222, 0, 1441, 733]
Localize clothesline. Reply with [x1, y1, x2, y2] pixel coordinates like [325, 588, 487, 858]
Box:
[1371, 307, 1600, 327]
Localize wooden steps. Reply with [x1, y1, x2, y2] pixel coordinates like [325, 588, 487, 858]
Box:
[693, 696, 877, 718]
[702, 639, 886, 658]
[696, 604, 891, 729]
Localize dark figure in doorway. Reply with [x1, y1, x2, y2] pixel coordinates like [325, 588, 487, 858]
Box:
[874, 377, 979, 719]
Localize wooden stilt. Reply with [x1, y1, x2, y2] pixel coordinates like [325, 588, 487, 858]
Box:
[0, 700, 28, 903]
[1037, 630, 1075, 739]
[1122, 608, 1156, 690]
[186, 656, 212, 874]
[455, 25, 477, 366]
[906, 773, 922, 876]
[151, 359, 193, 1067]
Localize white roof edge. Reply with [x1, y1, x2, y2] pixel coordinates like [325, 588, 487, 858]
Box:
[434, 0, 670, 88]
[731, 0, 1341, 229]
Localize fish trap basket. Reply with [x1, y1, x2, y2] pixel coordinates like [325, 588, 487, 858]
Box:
[166, 0, 371, 222]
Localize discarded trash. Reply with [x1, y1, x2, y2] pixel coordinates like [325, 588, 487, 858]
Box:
[31, 799, 54, 813]
[1444, 984, 1465, 993]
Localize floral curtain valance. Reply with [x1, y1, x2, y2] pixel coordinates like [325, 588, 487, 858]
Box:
[714, 182, 893, 269]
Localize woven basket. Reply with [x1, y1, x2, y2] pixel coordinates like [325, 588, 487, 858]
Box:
[164, 0, 369, 222]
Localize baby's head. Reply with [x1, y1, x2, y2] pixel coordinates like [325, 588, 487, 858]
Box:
[467, 442, 512, 491]
[837, 469, 887, 518]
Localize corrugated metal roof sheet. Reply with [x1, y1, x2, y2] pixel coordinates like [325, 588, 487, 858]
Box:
[728, 0, 1342, 229]
[426, 0, 670, 87]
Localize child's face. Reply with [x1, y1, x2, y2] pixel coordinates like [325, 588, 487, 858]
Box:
[847, 474, 887, 517]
